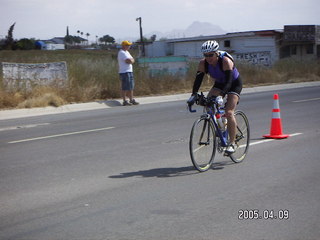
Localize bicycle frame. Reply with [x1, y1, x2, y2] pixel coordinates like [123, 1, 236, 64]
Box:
[206, 104, 229, 148]
[189, 94, 229, 148]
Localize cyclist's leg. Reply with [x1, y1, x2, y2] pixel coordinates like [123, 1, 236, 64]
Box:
[207, 85, 223, 98]
[230, 110, 250, 163]
[225, 93, 239, 144]
[225, 77, 242, 150]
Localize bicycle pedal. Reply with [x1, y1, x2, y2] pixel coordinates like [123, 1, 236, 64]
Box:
[223, 152, 231, 157]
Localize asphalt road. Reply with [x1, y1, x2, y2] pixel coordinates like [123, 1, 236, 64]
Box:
[0, 85, 320, 240]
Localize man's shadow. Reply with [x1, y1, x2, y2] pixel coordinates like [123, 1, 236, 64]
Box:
[109, 161, 233, 179]
[97, 100, 122, 107]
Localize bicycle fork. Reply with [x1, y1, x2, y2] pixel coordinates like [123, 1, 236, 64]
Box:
[198, 115, 211, 146]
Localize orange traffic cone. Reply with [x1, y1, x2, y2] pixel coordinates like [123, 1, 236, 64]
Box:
[263, 94, 289, 139]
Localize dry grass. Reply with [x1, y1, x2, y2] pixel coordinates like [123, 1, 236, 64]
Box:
[17, 86, 66, 108]
[238, 59, 320, 87]
[0, 50, 319, 109]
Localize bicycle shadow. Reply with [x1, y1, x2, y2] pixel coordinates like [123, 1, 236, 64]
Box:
[109, 166, 196, 178]
[109, 161, 234, 179]
[211, 160, 236, 170]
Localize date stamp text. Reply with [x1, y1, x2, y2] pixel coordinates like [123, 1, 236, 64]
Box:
[238, 209, 289, 220]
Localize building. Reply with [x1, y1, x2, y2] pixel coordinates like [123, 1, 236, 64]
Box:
[35, 37, 89, 50]
[45, 37, 66, 50]
[35, 38, 65, 50]
[144, 25, 320, 68]
[280, 25, 320, 60]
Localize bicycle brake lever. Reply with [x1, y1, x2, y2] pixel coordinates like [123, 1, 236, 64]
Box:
[188, 105, 196, 113]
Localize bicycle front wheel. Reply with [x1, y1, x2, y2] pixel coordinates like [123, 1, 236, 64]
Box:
[230, 110, 250, 163]
[189, 117, 216, 172]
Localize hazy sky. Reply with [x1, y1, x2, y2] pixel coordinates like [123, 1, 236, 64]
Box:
[1, 0, 319, 42]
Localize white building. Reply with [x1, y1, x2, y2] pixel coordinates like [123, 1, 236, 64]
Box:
[144, 25, 320, 67]
[45, 43, 65, 50]
[43, 37, 65, 50]
[145, 30, 282, 66]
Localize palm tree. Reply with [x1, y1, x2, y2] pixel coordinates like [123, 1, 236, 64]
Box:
[86, 33, 90, 45]
[80, 32, 84, 45]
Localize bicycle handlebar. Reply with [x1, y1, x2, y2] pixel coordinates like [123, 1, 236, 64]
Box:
[188, 105, 197, 113]
[187, 95, 198, 112]
[187, 93, 223, 113]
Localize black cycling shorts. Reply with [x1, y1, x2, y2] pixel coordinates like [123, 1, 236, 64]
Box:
[212, 76, 242, 97]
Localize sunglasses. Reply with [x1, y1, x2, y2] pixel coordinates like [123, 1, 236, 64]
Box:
[203, 53, 215, 57]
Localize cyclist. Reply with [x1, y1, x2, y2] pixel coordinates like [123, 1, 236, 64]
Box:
[189, 40, 243, 154]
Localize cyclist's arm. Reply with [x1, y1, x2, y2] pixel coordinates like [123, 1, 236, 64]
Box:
[192, 59, 206, 94]
[221, 57, 234, 96]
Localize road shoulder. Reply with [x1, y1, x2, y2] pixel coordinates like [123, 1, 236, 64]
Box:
[1, 81, 319, 120]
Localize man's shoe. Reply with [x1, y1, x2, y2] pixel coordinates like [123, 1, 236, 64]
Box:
[123, 100, 132, 106]
[130, 99, 139, 105]
[225, 143, 237, 155]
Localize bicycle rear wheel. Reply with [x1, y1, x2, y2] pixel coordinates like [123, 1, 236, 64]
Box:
[230, 110, 250, 163]
[189, 117, 216, 172]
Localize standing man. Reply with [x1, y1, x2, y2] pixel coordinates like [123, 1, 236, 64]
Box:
[117, 40, 139, 106]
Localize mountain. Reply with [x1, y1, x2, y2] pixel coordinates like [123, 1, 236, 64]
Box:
[146, 21, 227, 40]
[185, 21, 226, 36]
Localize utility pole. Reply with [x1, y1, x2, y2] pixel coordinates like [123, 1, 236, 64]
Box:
[66, 26, 70, 49]
[136, 17, 145, 57]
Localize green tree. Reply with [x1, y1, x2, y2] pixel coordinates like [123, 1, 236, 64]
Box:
[64, 35, 73, 44]
[86, 33, 90, 45]
[73, 36, 81, 44]
[16, 38, 35, 50]
[0, 38, 5, 50]
[99, 35, 115, 45]
[64, 35, 82, 46]
[136, 35, 156, 43]
[150, 34, 157, 42]
[4, 22, 16, 50]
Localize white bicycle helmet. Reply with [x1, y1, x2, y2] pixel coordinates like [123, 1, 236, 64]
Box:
[201, 40, 219, 53]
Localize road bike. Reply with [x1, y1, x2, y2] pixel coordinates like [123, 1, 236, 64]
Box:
[188, 93, 250, 172]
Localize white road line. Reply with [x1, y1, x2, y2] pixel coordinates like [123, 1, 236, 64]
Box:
[8, 127, 115, 144]
[248, 132, 302, 147]
[193, 133, 302, 151]
[193, 145, 205, 153]
[293, 97, 320, 103]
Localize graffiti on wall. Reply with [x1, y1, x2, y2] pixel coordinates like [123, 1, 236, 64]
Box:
[235, 52, 271, 66]
[2, 62, 68, 91]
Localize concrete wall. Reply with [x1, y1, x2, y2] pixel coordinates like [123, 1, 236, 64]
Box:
[2, 62, 68, 91]
[173, 41, 203, 57]
[138, 56, 188, 76]
[145, 41, 167, 57]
